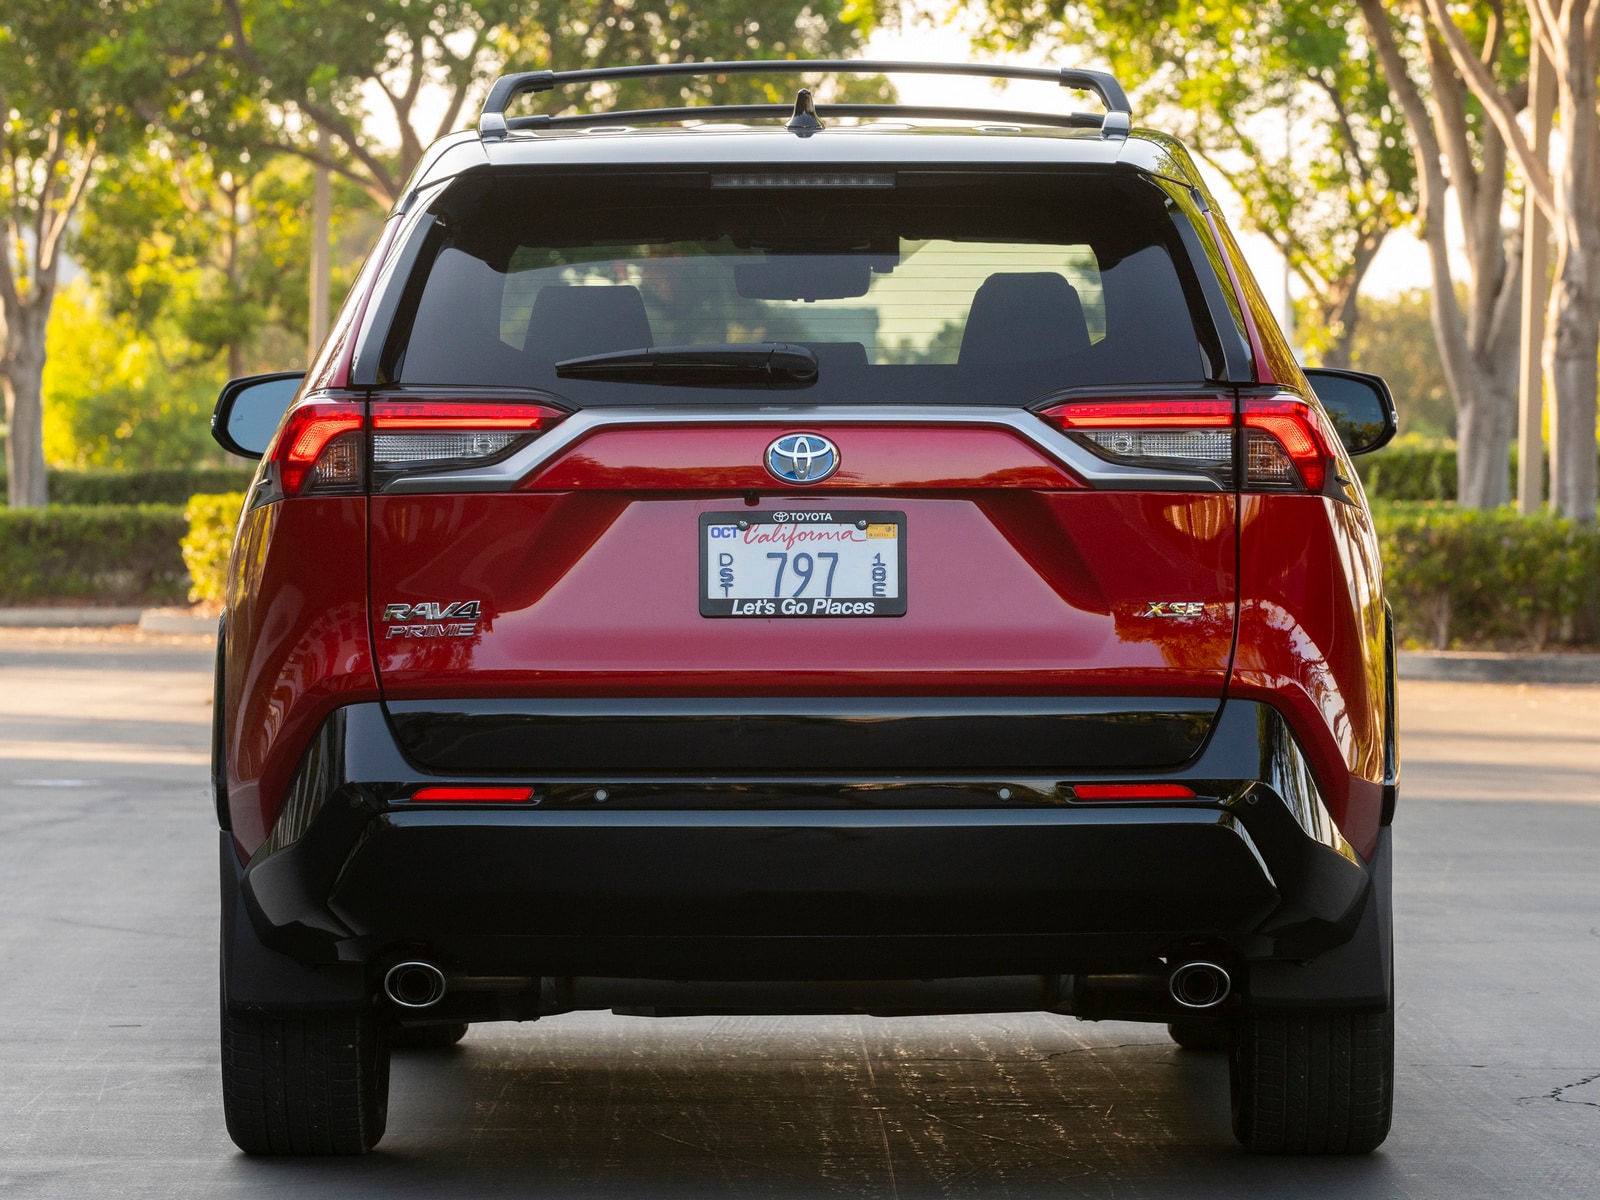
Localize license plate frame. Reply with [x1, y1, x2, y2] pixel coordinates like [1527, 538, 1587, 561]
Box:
[699, 509, 908, 617]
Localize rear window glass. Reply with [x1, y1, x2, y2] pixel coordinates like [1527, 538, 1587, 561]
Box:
[388, 171, 1225, 405]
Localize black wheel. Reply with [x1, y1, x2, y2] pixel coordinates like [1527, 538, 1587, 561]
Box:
[392, 1021, 469, 1049]
[1168, 1018, 1229, 1052]
[1229, 1001, 1393, 1155]
[221, 1010, 391, 1155]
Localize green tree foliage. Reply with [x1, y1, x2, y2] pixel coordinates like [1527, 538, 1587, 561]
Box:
[48, 142, 381, 470]
[40, 282, 221, 470]
[181, 490, 246, 604]
[33, 0, 883, 480]
[145, 0, 889, 207]
[1, 1, 139, 505]
[973, 0, 1414, 365]
[72, 141, 380, 380]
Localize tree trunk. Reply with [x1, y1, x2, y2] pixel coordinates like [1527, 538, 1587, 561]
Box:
[1414, 0, 1598, 522]
[1358, 0, 1521, 510]
[1459, 233, 1522, 510]
[1449, 95, 1520, 511]
[1544, 14, 1600, 526]
[1545, 243, 1600, 523]
[1318, 279, 1362, 369]
[1413, 182, 1520, 511]
[309, 142, 332, 360]
[1317, 225, 1386, 370]
[1546, 316, 1599, 520]
[1455, 373, 1516, 507]
[2, 301, 50, 508]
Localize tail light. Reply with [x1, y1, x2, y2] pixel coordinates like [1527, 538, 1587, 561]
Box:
[1043, 398, 1234, 484]
[263, 397, 567, 497]
[1240, 396, 1336, 492]
[266, 403, 366, 496]
[369, 402, 562, 490]
[1040, 394, 1339, 493]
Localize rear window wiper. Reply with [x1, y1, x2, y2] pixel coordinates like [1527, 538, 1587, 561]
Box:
[554, 343, 819, 388]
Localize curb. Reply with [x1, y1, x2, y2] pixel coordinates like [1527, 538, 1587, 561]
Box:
[0, 607, 144, 627]
[0, 607, 218, 634]
[137, 609, 219, 636]
[1398, 651, 1600, 684]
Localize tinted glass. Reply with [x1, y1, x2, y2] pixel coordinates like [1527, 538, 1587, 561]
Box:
[389, 172, 1225, 405]
[225, 376, 302, 456]
[1305, 370, 1394, 455]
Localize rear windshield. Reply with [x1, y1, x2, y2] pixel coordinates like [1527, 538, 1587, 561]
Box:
[386, 170, 1230, 405]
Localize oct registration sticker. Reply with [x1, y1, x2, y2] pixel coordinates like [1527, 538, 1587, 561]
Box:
[699, 510, 907, 617]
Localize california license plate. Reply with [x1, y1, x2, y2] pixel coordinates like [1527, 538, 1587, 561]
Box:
[700, 510, 907, 617]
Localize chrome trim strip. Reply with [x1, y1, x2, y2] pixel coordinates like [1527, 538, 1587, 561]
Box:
[382, 404, 1225, 493]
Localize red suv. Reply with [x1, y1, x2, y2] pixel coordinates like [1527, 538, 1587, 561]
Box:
[211, 60, 1399, 1158]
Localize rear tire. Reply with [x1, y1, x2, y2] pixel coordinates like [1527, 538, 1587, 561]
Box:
[1168, 1018, 1229, 1052]
[1229, 1002, 1392, 1155]
[221, 1010, 390, 1155]
[392, 1021, 469, 1049]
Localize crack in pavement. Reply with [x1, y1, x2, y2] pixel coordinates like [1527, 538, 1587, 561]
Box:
[1522, 1071, 1600, 1109]
[1044, 1042, 1165, 1061]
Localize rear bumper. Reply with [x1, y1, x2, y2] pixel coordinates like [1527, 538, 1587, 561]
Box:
[228, 697, 1385, 1014]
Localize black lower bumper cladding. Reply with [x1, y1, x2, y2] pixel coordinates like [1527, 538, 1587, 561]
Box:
[225, 697, 1388, 1018]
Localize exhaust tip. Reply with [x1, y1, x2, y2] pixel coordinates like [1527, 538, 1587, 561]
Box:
[385, 961, 447, 1009]
[1168, 961, 1231, 1010]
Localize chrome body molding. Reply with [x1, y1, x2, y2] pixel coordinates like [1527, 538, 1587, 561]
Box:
[382, 404, 1225, 493]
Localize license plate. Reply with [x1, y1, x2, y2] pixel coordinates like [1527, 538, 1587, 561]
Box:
[700, 510, 907, 617]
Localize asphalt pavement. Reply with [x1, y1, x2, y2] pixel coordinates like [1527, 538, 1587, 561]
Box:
[0, 628, 1597, 1198]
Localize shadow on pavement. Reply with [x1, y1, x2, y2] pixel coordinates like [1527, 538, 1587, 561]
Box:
[218, 1015, 1399, 1199]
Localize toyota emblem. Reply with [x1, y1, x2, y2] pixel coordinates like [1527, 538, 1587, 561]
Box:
[765, 433, 839, 485]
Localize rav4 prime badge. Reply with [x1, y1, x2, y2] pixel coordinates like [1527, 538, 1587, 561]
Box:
[382, 600, 481, 639]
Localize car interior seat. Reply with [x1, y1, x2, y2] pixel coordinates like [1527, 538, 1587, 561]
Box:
[525, 285, 655, 362]
[958, 273, 1092, 364]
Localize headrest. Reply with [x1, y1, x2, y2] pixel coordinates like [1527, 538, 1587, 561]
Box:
[958, 273, 1092, 365]
[525, 285, 654, 362]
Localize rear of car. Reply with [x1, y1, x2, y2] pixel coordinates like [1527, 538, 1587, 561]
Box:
[213, 63, 1396, 1158]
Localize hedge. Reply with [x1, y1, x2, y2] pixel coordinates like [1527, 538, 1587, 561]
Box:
[1356, 442, 1600, 502]
[0, 467, 256, 507]
[182, 493, 247, 604]
[0, 505, 190, 604]
[1357, 445, 1460, 501]
[1374, 502, 1600, 649]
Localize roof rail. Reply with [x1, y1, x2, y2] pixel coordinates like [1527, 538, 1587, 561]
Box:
[477, 60, 1132, 141]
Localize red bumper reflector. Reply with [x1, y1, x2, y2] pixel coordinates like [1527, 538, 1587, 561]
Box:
[411, 786, 534, 802]
[1071, 783, 1197, 801]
